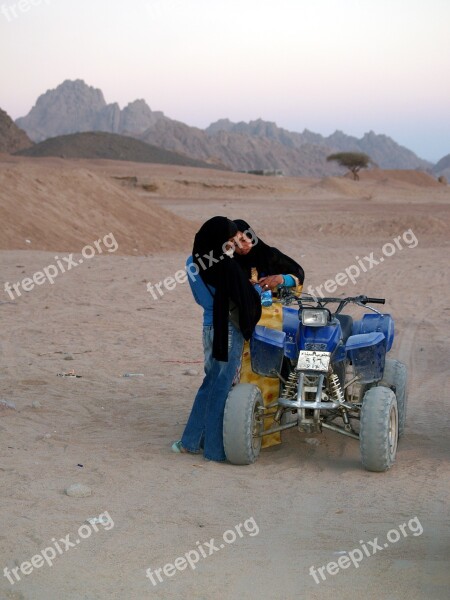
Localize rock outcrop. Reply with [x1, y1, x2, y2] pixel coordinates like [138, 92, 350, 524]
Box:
[16, 80, 167, 142]
[0, 108, 33, 153]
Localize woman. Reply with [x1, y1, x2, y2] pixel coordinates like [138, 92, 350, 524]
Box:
[172, 216, 261, 461]
[233, 219, 305, 291]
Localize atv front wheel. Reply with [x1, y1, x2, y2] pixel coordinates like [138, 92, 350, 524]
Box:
[223, 383, 263, 465]
[360, 386, 398, 472]
[380, 359, 408, 437]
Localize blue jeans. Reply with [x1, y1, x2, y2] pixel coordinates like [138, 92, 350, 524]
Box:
[181, 322, 244, 461]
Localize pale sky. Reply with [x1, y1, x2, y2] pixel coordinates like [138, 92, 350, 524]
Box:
[1, 0, 449, 162]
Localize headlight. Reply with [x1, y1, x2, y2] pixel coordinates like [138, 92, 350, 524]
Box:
[302, 308, 329, 327]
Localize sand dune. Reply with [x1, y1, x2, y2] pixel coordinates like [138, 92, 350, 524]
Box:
[0, 158, 196, 254]
[360, 168, 441, 187]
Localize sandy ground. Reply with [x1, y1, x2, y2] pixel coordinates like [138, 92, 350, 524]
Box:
[0, 158, 449, 600]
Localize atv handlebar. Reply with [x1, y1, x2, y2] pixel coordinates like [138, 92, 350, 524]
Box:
[363, 297, 385, 305]
[316, 295, 386, 313]
[279, 290, 386, 314]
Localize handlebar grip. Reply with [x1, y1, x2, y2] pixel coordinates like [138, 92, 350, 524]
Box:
[365, 297, 385, 304]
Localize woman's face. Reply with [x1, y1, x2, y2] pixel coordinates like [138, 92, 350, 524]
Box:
[223, 235, 239, 257]
[234, 231, 253, 255]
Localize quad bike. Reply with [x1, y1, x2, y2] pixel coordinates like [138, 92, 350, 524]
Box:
[223, 292, 408, 472]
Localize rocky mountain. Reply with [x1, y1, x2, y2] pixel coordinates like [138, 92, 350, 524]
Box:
[15, 80, 167, 143]
[139, 120, 335, 176]
[0, 108, 33, 153]
[15, 79, 435, 176]
[204, 119, 430, 170]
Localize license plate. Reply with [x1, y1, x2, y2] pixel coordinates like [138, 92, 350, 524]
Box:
[297, 350, 331, 372]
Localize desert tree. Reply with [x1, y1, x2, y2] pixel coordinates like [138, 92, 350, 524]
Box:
[326, 152, 371, 180]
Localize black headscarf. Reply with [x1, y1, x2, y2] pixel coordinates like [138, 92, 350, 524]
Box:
[193, 216, 261, 361]
[233, 219, 305, 284]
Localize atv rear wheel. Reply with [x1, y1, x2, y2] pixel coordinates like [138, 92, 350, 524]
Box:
[380, 359, 408, 437]
[360, 386, 398, 472]
[223, 383, 263, 465]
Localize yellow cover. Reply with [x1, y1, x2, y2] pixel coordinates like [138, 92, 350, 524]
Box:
[238, 283, 302, 449]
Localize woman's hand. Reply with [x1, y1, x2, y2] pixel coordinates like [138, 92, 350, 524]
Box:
[258, 275, 283, 290]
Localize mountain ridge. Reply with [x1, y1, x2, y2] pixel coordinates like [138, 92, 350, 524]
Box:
[14, 79, 441, 177]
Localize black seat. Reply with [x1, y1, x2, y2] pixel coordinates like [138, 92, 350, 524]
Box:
[335, 314, 354, 342]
